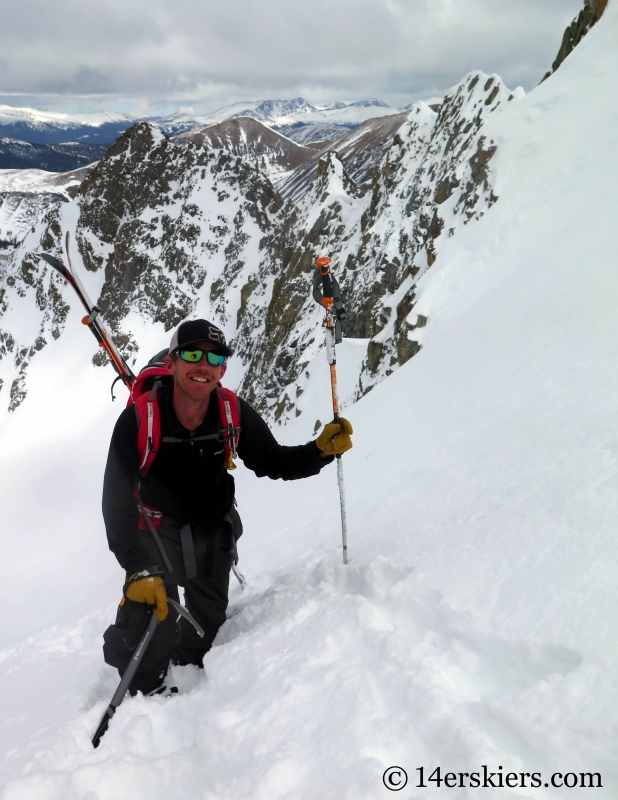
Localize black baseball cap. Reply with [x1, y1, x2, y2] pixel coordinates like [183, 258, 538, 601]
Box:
[168, 319, 232, 357]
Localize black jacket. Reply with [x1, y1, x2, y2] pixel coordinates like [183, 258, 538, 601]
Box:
[102, 385, 330, 574]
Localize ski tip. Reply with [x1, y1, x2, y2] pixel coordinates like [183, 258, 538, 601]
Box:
[65, 231, 74, 269]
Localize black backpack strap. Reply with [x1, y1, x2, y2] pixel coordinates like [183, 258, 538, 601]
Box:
[179, 523, 197, 580]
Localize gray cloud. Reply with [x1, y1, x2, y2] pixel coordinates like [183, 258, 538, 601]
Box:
[0, 0, 584, 113]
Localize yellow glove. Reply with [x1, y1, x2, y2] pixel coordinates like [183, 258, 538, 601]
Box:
[125, 571, 168, 621]
[315, 418, 353, 458]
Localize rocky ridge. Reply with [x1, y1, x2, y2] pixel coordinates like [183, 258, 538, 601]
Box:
[542, 0, 608, 80]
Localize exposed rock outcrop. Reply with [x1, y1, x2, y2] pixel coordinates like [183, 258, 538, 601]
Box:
[542, 0, 608, 81]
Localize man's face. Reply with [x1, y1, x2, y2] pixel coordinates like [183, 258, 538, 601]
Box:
[164, 341, 227, 402]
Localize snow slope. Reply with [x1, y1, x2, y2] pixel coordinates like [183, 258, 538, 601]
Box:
[0, 165, 95, 242]
[1, 4, 618, 799]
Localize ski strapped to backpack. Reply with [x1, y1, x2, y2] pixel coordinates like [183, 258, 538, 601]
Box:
[40, 233, 136, 396]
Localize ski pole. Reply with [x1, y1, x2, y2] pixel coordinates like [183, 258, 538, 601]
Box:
[313, 256, 349, 565]
[92, 609, 159, 748]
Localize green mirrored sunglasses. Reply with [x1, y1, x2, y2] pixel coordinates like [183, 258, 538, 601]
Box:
[178, 349, 226, 366]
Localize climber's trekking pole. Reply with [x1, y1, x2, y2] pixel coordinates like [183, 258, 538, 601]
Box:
[312, 256, 349, 564]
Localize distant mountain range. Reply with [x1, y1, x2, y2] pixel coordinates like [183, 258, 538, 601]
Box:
[0, 97, 418, 151]
[0, 93, 444, 243]
[0, 106, 132, 145]
[0, 94, 445, 240]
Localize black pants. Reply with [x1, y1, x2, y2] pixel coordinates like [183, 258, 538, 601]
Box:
[103, 511, 240, 694]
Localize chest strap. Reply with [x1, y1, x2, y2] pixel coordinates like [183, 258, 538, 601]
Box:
[160, 433, 223, 444]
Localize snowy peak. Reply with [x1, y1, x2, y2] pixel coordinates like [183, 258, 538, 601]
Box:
[232, 98, 319, 121]
[314, 150, 363, 204]
[175, 117, 315, 181]
[0, 159, 98, 243]
[201, 96, 403, 146]
[0, 164, 93, 197]
[0, 119, 289, 411]
[194, 98, 312, 127]
[203, 96, 399, 128]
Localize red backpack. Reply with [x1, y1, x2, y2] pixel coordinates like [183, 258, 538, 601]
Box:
[128, 354, 241, 477]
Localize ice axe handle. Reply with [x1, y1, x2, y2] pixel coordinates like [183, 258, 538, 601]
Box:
[92, 610, 159, 748]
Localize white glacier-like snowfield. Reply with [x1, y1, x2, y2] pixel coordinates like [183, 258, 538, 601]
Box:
[1, 5, 618, 798]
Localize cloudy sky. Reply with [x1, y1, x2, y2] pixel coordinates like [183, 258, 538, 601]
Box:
[0, 0, 583, 115]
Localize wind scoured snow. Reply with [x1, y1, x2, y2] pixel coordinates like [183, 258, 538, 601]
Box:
[2, 4, 618, 799]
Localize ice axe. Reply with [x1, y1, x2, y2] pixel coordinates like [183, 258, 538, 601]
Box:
[312, 256, 349, 564]
[92, 598, 204, 748]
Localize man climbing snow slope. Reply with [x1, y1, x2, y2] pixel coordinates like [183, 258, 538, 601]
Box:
[102, 318, 353, 695]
